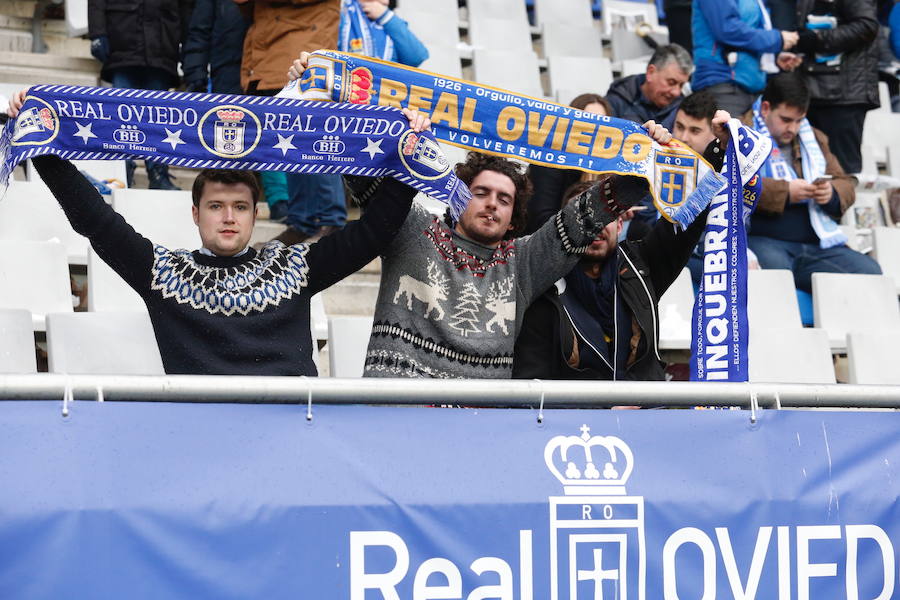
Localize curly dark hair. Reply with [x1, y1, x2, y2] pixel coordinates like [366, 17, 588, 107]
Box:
[444, 151, 533, 240]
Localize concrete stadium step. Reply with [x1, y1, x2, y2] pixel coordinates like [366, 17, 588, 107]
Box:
[0, 0, 92, 56]
[0, 50, 98, 86]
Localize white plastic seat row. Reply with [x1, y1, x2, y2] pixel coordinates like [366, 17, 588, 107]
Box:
[659, 268, 803, 351]
[0, 309, 37, 373]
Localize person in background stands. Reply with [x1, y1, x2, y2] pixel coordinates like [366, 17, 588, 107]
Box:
[237, 0, 342, 236]
[182, 0, 250, 95]
[793, 0, 880, 174]
[512, 111, 732, 381]
[9, 88, 428, 376]
[749, 73, 881, 292]
[605, 44, 694, 130]
[88, 0, 192, 190]
[692, 0, 800, 118]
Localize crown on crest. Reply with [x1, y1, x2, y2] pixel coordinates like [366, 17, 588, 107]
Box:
[544, 424, 634, 496]
[216, 109, 245, 122]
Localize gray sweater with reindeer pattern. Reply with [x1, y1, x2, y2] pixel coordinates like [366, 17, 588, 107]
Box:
[365, 177, 639, 378]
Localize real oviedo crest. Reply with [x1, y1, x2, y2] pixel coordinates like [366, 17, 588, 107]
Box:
[397, 131, 450, 181]
[11, 97, 59, 146]
[198, 105, 261, 158]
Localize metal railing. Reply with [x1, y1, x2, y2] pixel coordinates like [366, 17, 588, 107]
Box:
[1, 374, 899, 410]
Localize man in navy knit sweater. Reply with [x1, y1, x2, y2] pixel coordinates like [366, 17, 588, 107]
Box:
[8, 89, 429, 376]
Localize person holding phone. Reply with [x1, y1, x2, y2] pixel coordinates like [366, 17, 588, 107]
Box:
[749, 73, 881, 292]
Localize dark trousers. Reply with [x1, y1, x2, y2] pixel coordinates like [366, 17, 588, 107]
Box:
[806, 104, 868, 174]
[664, 3, 693, 54]
[747, 236, 882, 292]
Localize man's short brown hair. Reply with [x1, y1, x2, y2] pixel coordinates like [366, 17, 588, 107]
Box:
[191, 170, 261, 207]
[452, 152, 532, 239]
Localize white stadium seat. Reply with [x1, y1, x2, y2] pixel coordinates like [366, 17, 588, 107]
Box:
[0, 309, 37, 373]
[328, 316, 374, 378]
[419, 46, 463, 79]
[548, 55, 614, 99]
[749, 328, 835, 384]
[472, 49, 544, 97]
[395, 7, 460, 49]
[658, 267, 694, 350]
[65, 0, 88, 36]
[535, 0, 593, 27]
[396, 0, 457, 18]
[541, 24, 604, 58]
[27, 159, 128, 190]
[111, 188, 198, 249]
[0, 240, 73, 331]
[847, 329, 900, 384]
[748, 269, 803, 330]
[467, 0, 529, 26]
[872, 226, 900, 294]
[609, 26, 667, 66]
[469, 17, 533, 52]
[812, 272, 900, 351]
[601, 0, 660, 36]
[87, 247, 144, 312]
[861, 111, 900, 166]
[0, 181, 90, 265]
[46, 311, 164, 375]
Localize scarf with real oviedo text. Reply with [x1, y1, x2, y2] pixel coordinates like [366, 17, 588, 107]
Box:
[0, 85, 471, 218]
[690, 119, 770, 382]
[752, 98, 847, 249]
[278, 50, 725, 229]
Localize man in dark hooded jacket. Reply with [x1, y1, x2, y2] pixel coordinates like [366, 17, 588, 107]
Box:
[605, 44, 693, 130]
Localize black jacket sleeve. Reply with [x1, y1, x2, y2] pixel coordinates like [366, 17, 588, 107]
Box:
[525, 165, 582, 234]
[32, 155, 155, 293]
[794, 0, 878, 55]
[181, 0, 213, 83]
[305, 177, 416, 295]
[87, 0, 106, 38]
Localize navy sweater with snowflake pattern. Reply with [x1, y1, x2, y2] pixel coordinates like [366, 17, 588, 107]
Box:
[34, 155, 415, 376]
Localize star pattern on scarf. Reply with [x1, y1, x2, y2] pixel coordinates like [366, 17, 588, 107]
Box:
[73, 122, 97, 145]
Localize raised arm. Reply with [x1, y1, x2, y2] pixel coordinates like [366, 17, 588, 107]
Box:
[30, 156, 155, 293]
[516, 121, 670, 303]
[304, 176, 417, 294]
[303, 106, 427, 294]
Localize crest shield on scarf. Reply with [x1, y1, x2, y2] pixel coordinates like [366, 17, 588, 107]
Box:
[279, 50, 725, 228]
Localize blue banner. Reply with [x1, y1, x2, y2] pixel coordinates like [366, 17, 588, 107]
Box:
[0, 85, 470, 218]
[1, 401, 899, 599]
[690, 120, 768, 382]
[279, 50, 725, 228]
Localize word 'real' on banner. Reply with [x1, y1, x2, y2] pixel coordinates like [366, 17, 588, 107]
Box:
[690, 120, 769, 382]
[2, 402, 899, 599]
[0, 85, 470, 218]
[278, 50, 725, 228]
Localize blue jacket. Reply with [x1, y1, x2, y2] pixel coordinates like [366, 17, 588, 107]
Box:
[340, 8, 429, 67]
[692, 0, 783, 94]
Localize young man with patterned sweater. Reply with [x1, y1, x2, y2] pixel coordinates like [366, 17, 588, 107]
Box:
[8, 90, 428, 376]
[363, 140, 670, 379]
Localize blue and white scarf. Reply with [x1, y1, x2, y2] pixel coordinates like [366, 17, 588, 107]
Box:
[752, 98, 847, 249]
[340, 0, 394, 61]
[279, 50, 725, 229]
[690, 119, 770, 382]
[0, 85, 470, 218]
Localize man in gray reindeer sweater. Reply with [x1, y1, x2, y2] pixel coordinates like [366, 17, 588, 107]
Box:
[365, 137, 670, 378]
